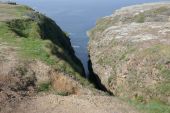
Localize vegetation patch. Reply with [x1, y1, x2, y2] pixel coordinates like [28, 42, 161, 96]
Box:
[127, 99, 170, 113]
[134, 6, 170, 23]
[38, 82, 51, 92]
[0, 4, 92, 88]
[56, 91, 71, 96]
[134, 13, 145, 23]
[156, 66, 170, 97]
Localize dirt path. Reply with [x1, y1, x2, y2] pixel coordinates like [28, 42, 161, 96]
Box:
[11, 94, 140, 113]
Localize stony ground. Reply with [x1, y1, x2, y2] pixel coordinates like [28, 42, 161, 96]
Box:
[9, 94, 140, 113]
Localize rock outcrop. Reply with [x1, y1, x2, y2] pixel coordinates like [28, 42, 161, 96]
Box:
[88, 2, 170, 104]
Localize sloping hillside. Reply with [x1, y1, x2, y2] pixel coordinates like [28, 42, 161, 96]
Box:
[0, 3, 93, 112]
[88, 2, 170, 113]
[0, 3, 143, 113]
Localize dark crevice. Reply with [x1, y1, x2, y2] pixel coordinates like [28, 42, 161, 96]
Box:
[88, 55, 114, 95]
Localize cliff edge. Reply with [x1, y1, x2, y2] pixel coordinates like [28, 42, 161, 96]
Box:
[0, 3, 142, 113]
[88, 2, 170, 113]
[0, 3, 93, 112]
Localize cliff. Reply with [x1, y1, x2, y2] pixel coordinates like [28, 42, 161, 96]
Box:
[0, 3, 143, 113]
[0, 3, 96, 112]
[88, 2, 170, 112]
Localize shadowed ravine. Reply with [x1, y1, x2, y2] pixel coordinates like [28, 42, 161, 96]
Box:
[12, 0, 164, 76]
[1, 1, 170, 113]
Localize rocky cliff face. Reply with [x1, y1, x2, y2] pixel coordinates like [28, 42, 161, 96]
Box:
[0, 3, 95, 112]
[88, 3, 170, 104]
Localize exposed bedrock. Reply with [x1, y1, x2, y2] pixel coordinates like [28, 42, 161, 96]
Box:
[88, 2, 170, 104]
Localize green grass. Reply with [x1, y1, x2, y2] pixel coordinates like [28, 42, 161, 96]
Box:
[134, 13, 145, 23]
[0, 7, 91, 86]
[134, 6, 169, 23]
[0, 21, 56, 65]
[0, 4, 33, 21]
[158, 67, 170, 95]
[7, 19, 41, 38]
[0, 4, 95, 90]
[20, 39, 56, 65]
[149, 6, 169, 15]
[56, 91, 71, 96]
[127, 99, 170, 113]
[130, 44, 170, 102]
[38, 82, 51, 92]
[108, 76, 113, 85]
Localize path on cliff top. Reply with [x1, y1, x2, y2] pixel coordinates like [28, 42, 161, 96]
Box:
[11, 94, 140, 113]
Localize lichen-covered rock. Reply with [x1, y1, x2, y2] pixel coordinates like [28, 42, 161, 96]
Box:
[88, 3, 170, 104]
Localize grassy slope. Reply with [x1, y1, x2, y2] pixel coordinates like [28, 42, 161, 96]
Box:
[89, 5, 170, 113]
[0, 3, 91, 86]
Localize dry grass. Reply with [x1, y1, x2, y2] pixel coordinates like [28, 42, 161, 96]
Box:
[0, 3, 32, 21]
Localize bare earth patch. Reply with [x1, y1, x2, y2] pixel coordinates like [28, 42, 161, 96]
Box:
[12, 94, 139, 113]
